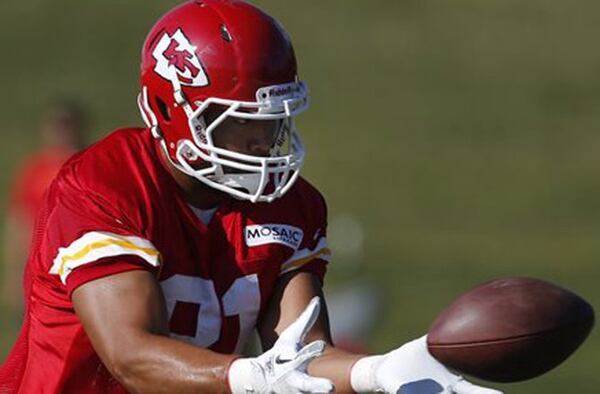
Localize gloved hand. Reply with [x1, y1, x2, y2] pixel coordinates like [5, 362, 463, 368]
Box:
[351, 335, 503, 394]
[228, 297, 334, 394]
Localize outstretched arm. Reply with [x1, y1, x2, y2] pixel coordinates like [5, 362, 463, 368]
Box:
[258, 271, 504, 394]
[72, 269, 235, 394]
[258, 271, 363, 394]
[73, 268, 332, 394]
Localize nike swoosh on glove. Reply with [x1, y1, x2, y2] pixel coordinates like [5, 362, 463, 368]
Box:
[351, 335, 503, 394]
[228, 297, 334, 394]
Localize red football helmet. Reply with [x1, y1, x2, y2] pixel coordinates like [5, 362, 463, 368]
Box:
[138, 0, 308, 202]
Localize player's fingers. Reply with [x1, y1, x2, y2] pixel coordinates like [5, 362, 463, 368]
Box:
[286, 371, 334, 394]
[292, 340, 326, 370]
[277, 297, 321, 345]
[451, 379, 503, 394]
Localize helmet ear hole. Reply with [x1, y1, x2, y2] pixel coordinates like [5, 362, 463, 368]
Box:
[155, 97, 171, 122]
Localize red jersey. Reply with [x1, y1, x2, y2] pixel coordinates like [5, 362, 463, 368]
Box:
[0, 128, 330, 394]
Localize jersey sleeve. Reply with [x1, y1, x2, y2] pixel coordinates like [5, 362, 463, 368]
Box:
[279, 185, 331, 281]
[65, 255, 155, 296]
[45, 172, 161, 294]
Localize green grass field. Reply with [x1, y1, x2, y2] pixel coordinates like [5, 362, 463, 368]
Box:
[1, 1, 599, 392]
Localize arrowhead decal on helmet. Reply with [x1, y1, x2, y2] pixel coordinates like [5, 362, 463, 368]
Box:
[152, 28, 209, 87]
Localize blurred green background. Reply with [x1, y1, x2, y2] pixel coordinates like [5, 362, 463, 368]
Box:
[1, 0, 599, 392]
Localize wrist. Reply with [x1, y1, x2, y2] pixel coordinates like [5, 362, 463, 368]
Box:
[227, 357, 260, 394]
[349, 355, 384, 393]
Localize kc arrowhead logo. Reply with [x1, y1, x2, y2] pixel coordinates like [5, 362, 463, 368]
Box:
[152, 28, 209, 87]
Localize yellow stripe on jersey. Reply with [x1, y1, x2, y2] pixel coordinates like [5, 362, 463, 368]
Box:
[50, 231, 161, 284]
[280, 247, 331, 275]
[57, 239, 159, 276]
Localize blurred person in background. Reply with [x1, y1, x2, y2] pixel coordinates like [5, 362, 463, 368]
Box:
[0, 1, 501, 393]
[2, 99, 87, 314]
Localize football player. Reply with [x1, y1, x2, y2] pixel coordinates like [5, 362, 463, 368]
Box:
[0, 1, 502, 393]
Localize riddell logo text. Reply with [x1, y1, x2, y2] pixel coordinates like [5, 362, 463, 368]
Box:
[245, 224, 303, 249]
[268, 85, 301, 97]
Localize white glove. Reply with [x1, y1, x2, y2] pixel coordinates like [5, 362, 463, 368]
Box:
[351, 335, 503, 394]
[228, 297, 334, 394]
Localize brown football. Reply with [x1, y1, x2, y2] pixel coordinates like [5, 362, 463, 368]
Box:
[427, 277, 594, 382]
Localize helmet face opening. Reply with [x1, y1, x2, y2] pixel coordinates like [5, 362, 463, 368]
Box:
[178, 81, 306, 203]
[138, 0, 309, 203]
